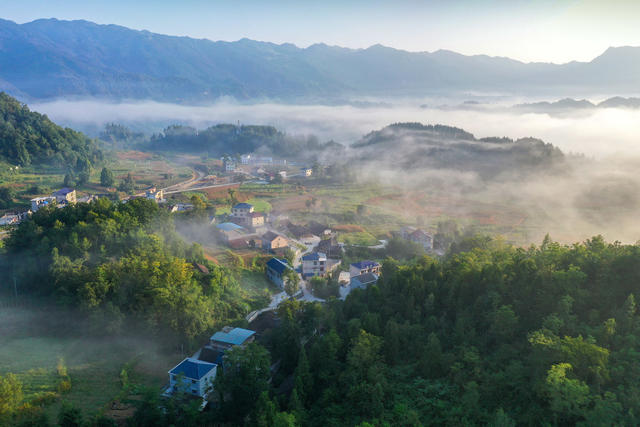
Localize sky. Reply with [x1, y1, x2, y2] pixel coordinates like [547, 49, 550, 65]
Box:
[2, 0, 640, 63]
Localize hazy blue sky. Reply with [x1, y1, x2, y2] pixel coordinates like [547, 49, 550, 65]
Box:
[3, 0, 640, 63]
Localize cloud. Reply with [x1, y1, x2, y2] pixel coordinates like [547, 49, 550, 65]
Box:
[32, 98, 640, 159]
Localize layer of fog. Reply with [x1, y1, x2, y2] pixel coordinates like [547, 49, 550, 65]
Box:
[32, 98, 640, 159]
[28, 97, 640, 244]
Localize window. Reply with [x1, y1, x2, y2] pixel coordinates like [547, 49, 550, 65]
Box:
[192, 389, 197, 394]
[191, 379, 196, 384]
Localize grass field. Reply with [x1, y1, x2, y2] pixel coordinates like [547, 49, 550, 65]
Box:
[337, 231, 380, 246]
[0, 307, 179, 420]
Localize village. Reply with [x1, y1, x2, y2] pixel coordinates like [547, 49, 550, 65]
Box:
[0, 149, 439, 408]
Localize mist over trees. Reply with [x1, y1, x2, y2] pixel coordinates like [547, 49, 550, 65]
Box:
[1, 198, 249, 344]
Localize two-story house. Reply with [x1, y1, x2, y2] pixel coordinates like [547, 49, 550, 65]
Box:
[266, 258, 293, 288]
[168, 357, 217, 398]
[350, 260, 382, 278]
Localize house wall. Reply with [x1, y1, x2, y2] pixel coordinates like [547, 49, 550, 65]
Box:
[303, 259, 326, 277]
[169, 367, 216, 397]
[266, 266, 285, 288]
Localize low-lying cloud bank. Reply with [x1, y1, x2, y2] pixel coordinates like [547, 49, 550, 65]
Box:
[31, 98, 640, 159]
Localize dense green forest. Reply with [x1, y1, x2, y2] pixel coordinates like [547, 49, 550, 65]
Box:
[0, 92, 102, 169]
[102, 235, 640, 426]
[0, 198, 251, 343]
[147, 124, 343, 160]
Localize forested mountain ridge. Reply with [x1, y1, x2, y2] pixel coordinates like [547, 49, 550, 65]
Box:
[2, 18, 640, 102]
[147, 123, 343, 160]
[352, 123, 565, 179]
[0, 92, 102, 168]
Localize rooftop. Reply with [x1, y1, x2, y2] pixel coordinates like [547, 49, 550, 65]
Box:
[302, 252, 327, 261]
[53, 188, 74, 196]
[210, 327, 256, 346]
[262, 230, 284, 242]
[216, 222, 246, 232]
[351, 272, 379, 286]
[233, 202, 253, 209]
[266, 258, 291, 275]
[351, 260, 381, 270]
[169, 357, 216, 380]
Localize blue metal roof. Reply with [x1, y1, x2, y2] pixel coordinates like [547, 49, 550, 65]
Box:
[233, 203, 253, 209]
[302, 252, 326, 261]
[169, 358, 216, 380]
[210, 328, 256, 346]
[216, 222, 245, 231]
[351, 260, 381, 269]
[266, 258, 291, 275]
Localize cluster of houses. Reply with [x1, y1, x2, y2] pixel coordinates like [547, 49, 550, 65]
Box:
[2, 188, 88, 227]
[165, 326, 257, 401]
[215, 203, 292, 253]
[221, 153, 312, 182]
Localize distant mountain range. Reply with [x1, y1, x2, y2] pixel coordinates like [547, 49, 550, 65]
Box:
[513, 97, 640, 114]
[1, 18, 640, 103]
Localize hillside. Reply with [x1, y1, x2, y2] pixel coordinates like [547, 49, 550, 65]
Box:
[148, 123, 343, 160]
[351, 123, 565, 179]
[2, 19, 640, 102]
[0, 92, 101, 168]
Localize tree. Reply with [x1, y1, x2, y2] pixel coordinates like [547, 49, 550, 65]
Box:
[100, 167, 115, 187]
[284, 269, 300, 297]
[283, 248, 296, 266]
[227, 188, 238, 206]
[57, 402, 83, 427]
[0, 373, 23, 418]
[118, 173, 135, 194]
[215, 343, 271, 423]
[0, 187, 16, 209]
[63, 173, 75, 188]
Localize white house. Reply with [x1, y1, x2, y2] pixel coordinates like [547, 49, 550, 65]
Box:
[167, 357, 217, 398]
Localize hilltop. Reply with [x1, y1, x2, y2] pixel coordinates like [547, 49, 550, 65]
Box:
[0, 92, 101, 168]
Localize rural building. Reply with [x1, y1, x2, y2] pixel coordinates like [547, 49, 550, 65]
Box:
[216, 222, 248, 242]
[145, 188, 164, 202]
[338, 271, 351, 286]
[170, 203, 194, 212]
[223, 157, 236, 172]
[262, 231, 289, 252]
[317, 236, 343, 258]
[300, 167, 312, 177]
[302, 252, 340, 279]
[53, 188, 77, 205]
[350, 260, 382, 278]
[167, 358, 217, 398]
[30, 196, 56, 212]
[350, 272, 379, 290]
[248, 211, 265, 228]
[302, 252, 327, 278]
[210, 327, 256, 351]
[408, 229, 434, 250]
[229, 204, 265, 229]
[0, 213, 19, 226]
[77, 194, 98, 204]
[266, 258, 293, 288]
[230, 202, 253, 223]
